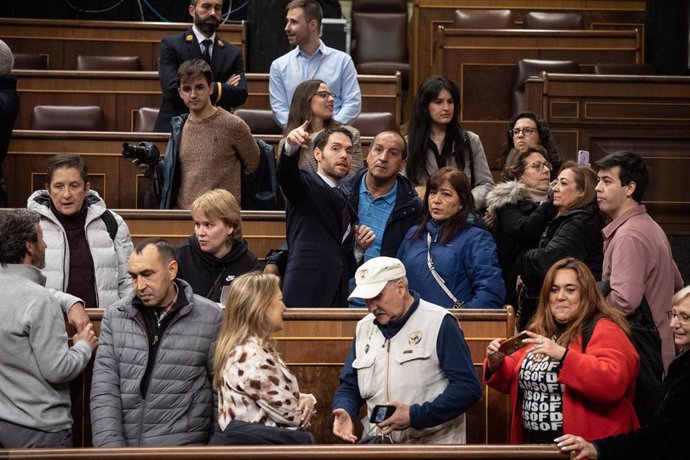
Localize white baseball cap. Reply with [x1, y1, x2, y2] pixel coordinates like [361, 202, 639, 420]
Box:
[348, 257, 406, 300]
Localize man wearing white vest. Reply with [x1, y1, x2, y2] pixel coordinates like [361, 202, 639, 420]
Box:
[331, 257, 481, 444]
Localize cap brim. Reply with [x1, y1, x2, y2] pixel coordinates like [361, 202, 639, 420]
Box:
[348, 280, 388, 301]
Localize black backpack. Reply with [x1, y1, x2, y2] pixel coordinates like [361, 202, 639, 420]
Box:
[581, 296, 664, 426]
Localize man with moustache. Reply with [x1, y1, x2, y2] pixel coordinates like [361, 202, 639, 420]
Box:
[90, 239, 222, 446]
[269, 0, 361, 128]
[331, 257, 481, 443]
[277, 124, 366, 307]
[154, 0, 247, 132]
[0, 209, 97, 448]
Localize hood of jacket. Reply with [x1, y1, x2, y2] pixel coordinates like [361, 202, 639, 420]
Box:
[485, 180, 530, 215]
[28, 189, 107, 221]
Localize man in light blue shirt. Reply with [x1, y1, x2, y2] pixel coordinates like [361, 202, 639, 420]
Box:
[269, 0, 361, 128]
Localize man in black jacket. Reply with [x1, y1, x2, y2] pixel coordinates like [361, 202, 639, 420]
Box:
[154, 0, 247, 132]
[0, 39, 18, 207]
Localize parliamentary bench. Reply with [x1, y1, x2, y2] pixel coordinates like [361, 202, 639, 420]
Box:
[431, 27, 641, 174]
[411, 0, 646, 95]
[11, 70, 402, 133]
[0, 18, 246, 71]
[5, 130, 375, 209]
[521, 72, 690, 235]
[62, 308, 515, 447]
[0, 444, 566, 459]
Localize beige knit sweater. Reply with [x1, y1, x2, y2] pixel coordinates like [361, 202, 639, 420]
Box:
[177, 107, 260, 208]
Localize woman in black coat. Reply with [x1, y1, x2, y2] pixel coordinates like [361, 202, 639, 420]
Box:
[518, 162, 604, 328]
[556, 285, 690, 460]
[486, 145, 555, 318]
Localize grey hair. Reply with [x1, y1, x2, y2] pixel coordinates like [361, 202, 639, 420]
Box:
[0, 40, 13, 76]
[672, 285, 690, 306]
[0, 209, 40, 266]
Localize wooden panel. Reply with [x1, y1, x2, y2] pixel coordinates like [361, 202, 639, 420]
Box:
[12, 71, 402, 132]
[63, 308, 514, 447]
[432, 28, 640, 175]
[0, 445, 566, 459]
[6, 131, 374, 209]
[0, 18, 246, 71]
[411, 0, 646, 94]
[523, 73, 690, 234]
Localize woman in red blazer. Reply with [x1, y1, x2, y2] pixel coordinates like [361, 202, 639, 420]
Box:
[484, 257, 639, 444]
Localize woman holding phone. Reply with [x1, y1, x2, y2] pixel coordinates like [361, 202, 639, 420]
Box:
[484, 257, 639, 444]
[557, 285, 690, 460]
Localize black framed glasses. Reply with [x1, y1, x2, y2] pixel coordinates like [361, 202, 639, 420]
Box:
[509, 127, 538, 137]
[312, 90, 335, 100]
[666, 310, 690, 323]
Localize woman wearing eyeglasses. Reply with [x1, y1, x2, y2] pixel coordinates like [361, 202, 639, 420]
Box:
[405, 75, 494, 210]
[557, 285, 690, 460]
[281, 79, 363, 173]
[518, 162, 604, 328]
[499, 112, 561, 180]
[485, 145, 557, 324]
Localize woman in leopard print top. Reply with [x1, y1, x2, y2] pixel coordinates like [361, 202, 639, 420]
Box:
[213, 272, 316, 431]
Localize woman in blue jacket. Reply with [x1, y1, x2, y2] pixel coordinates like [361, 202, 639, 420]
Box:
[397, 167, 504, 309]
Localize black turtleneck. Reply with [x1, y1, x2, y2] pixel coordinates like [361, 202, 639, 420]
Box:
[51, 201, 97, 307]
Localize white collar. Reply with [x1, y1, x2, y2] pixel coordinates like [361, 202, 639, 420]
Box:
[192, 25, 216, 46]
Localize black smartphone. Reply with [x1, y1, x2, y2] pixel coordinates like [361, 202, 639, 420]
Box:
[498, 331, 530, 355]
[369, 404, 396, 423]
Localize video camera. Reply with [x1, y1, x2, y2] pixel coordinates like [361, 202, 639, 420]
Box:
[122, 142, 160, 165]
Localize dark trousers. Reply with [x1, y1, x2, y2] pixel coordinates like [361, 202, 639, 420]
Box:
[0, 419, 72, 448]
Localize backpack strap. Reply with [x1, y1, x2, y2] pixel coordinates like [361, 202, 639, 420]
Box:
[100, 209, 118, 241]
[580, 315, 599, 353]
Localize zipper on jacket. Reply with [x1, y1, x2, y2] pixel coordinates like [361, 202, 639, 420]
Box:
[385, 339, 391, 402]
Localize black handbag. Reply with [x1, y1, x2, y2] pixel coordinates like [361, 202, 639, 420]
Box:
[209, 419, 314, 445]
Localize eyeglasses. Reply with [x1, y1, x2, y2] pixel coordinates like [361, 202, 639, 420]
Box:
[312, 90, 335, 100]
[527, 161, 553, 171]
[509, 127, 538, 137]
[666, 310, 690, 323]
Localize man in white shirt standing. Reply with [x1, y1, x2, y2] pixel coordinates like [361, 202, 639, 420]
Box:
[269, 0, 361, 128]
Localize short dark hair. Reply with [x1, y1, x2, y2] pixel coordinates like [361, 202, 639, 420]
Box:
[286, 0, 323, 26]
[176, 59, 213, 86]
[498, 112, 561, 172]
[133, 238, 177, 265]
[46, 153, 88, 186]
[313, 127, 353, 152]
[374, 130, 408, 160]
[594, 151, 649, 203]
[0, 209, 40, 266]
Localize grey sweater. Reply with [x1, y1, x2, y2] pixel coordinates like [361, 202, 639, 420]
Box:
[0, 264, 92, 432]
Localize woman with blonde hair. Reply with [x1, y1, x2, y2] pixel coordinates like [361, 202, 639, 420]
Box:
[485, 257, 639, 444]
[176, 189, 259, 303]
[210, 272, 316, 444]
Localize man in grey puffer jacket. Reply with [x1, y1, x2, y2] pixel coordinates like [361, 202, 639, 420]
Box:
[90, 238, 222, 447]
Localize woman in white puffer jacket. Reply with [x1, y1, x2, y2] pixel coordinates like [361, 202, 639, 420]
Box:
[27, 153, 133, 308]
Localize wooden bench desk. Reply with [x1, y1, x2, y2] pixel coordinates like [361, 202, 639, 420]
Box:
[65, 308, 515, 447]
[0, 17, 246, 71]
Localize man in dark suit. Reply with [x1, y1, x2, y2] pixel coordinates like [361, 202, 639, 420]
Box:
[154, 0, 247, 132]
[277, 124, 372, 307]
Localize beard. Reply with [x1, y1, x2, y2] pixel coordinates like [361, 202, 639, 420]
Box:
[195, 13, 219, 35]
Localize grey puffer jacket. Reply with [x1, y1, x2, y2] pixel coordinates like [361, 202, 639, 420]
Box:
[90, 279, 222, 447]
[27, 189, 133, 307]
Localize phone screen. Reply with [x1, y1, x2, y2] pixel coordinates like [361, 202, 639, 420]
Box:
[370, 405, 395, 423]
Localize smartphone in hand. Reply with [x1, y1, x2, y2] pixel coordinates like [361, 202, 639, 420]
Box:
[498, 332, 530, 355]
[369, 405, 396, 424]
[577, 150, 590, 166]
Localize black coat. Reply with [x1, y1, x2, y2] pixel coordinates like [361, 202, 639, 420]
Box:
[154, 29, 247, 132]
[486, 181, 556, 309]
[277, 147, 357, 308]
[0, 74, 18, 206]
[522, 201, 604, 297]
[176, 235, 259, 303]
[594, 348, 690, 460]
[339, 168, 423, 258]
